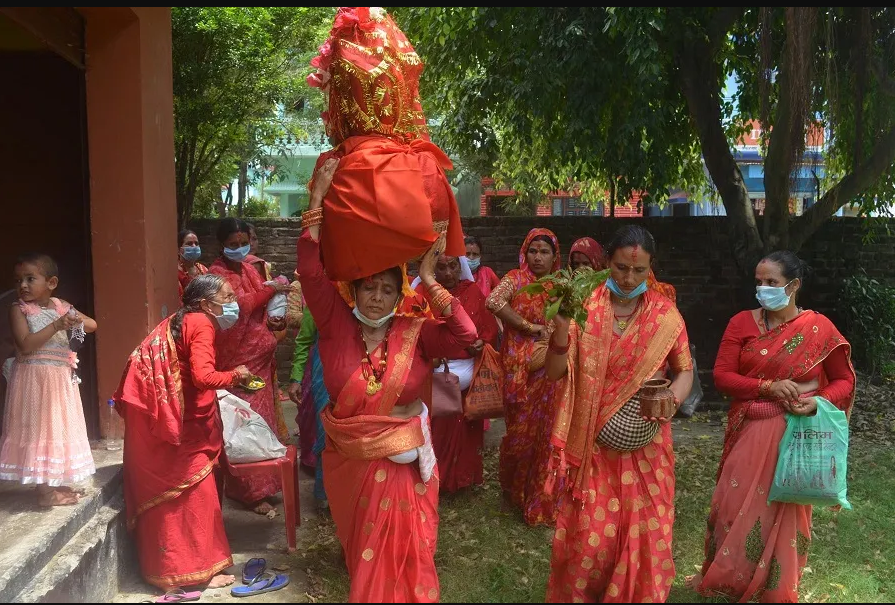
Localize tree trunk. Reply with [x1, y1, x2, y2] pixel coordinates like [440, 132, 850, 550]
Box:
[790, 124, 895, 250]
[675, 34, 765, 274]
[761, 56, 795, 251]
[176, 188, 192, 231]
[219, 183, 233, 218]
[237, 161, 248, 217]
[609, 179, 616, 218]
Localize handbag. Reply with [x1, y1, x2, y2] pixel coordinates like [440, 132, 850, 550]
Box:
[596, 396, 660, 452]
[464, 344, 505, 421]
[528, 339, 548, 372]
[431, 361, 463, 418]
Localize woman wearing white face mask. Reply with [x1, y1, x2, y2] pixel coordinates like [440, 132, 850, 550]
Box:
[208, 217, 292, 515]
[689, 250, 855, 602]
[114, 275, 252, 595]
[296, 158, 478, 603]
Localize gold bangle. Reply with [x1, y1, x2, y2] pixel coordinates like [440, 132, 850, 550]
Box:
[301, 208, 323, 228]
[430, 290, 453, 314]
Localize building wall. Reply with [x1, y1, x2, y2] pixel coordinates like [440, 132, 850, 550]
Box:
[82, 7, 179, 438]
[190, 216, 895, 388]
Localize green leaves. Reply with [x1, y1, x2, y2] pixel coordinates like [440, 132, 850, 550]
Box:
[521, 268, 610, 329]
[172, 7, 335, 224]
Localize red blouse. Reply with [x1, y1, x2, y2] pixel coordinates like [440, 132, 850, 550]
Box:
[177, 313, 238, 404]
[297, 231, 478, 408]
[713, 310, 854, 403]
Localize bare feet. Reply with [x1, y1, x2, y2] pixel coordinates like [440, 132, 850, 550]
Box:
[57, 485, 87, 495]
[37, 486, 79, 507]
[251, 500, 275, 515]
[684, 572, 703, 590]
[207, 574, 236, 589]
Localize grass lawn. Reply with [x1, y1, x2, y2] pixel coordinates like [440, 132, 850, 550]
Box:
[298, 414, 895, 603]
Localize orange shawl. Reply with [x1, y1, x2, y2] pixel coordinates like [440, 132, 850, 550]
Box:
[549, 286, 685, 500]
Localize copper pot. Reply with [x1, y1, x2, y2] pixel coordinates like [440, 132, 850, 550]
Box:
[638, 378, 676, 419]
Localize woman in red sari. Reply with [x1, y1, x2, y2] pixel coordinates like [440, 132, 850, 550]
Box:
[465, 235, 501, 297]
[297, 158, 477, 602]
[544, 225, 694, 603]
[177, 229, 208, 298]
[690, 251, 855, 603]
[428, 255, 499, 493]
[115, 275, 252, 592]
[568, 236, 606, 271]
[208, 218, 292, 514]
[486, 228, 563, 526]
[244, 222, 292, 446]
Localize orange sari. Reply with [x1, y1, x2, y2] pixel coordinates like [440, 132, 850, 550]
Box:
[546, 286, 692, 603]
[487, 228, 563, 526]
[321, 317, 441, 603]
[697, 310, 855, 603]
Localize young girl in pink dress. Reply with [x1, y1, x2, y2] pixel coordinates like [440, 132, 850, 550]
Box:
[0, 253, 97, 506]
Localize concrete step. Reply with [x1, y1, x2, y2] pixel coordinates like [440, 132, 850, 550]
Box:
[0, 447, 124, 603]
[13, 495, 131, 603]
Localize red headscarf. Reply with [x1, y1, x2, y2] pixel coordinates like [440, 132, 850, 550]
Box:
[519, 228, 561, 274]
[568, 237, 606, 270]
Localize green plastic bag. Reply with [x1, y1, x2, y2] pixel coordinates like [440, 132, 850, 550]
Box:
[768, 397, 851, 509]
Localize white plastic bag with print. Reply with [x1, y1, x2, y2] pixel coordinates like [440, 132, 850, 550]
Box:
[217, 390, 287, 463]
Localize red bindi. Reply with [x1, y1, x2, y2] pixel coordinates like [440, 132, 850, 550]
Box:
[631, 245, 640, 264]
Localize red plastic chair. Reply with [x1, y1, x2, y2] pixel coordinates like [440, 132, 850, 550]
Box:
[226, 444, 301, 552]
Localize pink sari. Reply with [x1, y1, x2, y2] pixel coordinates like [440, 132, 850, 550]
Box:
[209, 258, 280, 504]
[698, 310, 855, 603]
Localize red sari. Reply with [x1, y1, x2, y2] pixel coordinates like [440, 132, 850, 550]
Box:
[697, 310, 855, 603]
[429, 279, 499, 493]
[208, 258, 280, 505]
[486, 228, 563, 526]
[546, 286, 692, 603]
[297, 231, 476, 602]
[177, 261, 208, 298]
[244, 253, 292, 442]
[114, 313, 238, 589]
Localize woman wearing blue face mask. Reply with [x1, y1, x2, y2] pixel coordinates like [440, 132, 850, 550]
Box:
[543, 224, 694, 603]
[177, 229, 208, 298]
[209, 217, 293, 515]
[464, 235, 501, 298]
[690, 250, 855, 603]
[115, 274, 251, 595]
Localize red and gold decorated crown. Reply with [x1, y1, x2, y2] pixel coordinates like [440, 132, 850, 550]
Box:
[307, 7, 429, 145]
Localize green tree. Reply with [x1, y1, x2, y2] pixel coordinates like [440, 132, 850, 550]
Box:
[172, 6, 334, 226]
[397, 7, 895, 272]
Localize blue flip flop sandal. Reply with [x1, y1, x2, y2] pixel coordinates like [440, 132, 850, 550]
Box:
[231, 573, 290, 598]
[241, 557, 266, 585]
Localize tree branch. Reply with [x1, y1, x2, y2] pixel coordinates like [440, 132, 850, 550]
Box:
[708, 6, 745, 52]
[674, 27, 764, 273]
[791, 124, 895, 249]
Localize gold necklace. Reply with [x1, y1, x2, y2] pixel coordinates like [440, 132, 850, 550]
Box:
[613, 298, 641, 332]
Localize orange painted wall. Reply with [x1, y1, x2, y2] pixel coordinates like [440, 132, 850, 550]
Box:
[81, 7, 178, 438]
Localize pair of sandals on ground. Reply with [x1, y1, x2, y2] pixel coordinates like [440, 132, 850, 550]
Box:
[144, 558, 289, 602]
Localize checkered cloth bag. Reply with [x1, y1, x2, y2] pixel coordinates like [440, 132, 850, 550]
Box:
[596, 396, 660, 452]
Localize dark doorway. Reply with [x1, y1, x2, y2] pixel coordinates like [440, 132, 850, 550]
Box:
[0, 12, 98, 437]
